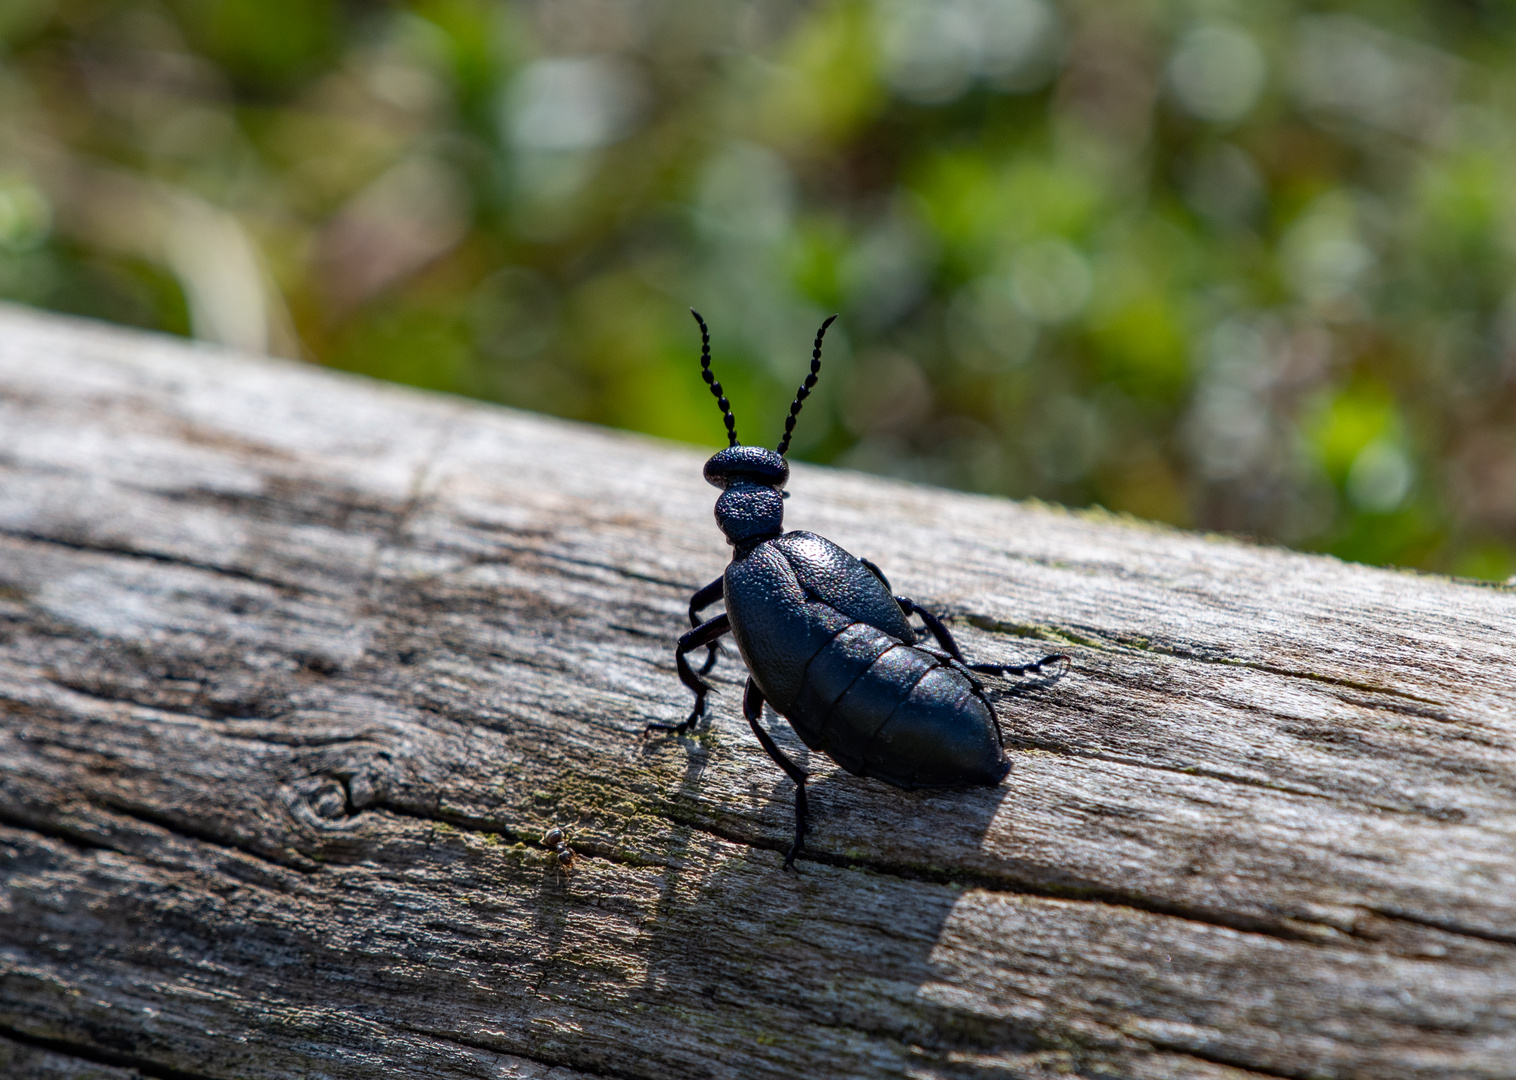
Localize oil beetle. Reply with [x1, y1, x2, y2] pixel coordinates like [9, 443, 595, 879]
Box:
[647, 310, 1069, 870]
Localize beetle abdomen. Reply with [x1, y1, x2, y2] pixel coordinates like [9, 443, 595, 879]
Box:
[861, 665, 1006, 788]
[785, 618, 1007, 790]
[788, 623, 909, 755]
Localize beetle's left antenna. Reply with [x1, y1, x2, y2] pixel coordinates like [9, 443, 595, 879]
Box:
[691, 309, 738, 447]
[777, 315, 837, 457]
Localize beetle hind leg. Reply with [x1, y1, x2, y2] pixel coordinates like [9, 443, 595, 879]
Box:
[742, 678, 810, 871]
[967, 653, 1071, 680]
[897, 596, 1070, 682]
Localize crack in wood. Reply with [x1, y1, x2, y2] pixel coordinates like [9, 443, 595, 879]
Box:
[997, 736, 1496, 824]
[963, 613, 1454, 711]
[464, 538, 701, 595]
[1144, 1038, 1315, 1080]
[33, 672, 293, 726]
[0, 806, 114, 855]
[1364, 906, 1516, 947]
[30, 672, 389, 750]
[0, 1023, 218, 1080]
[391, 1021, 632, 1080]
[0, 527, 304, 595]
[97, 799, 320, 875]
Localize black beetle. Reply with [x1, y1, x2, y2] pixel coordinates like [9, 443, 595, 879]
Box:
[647, 310, 1069, 870]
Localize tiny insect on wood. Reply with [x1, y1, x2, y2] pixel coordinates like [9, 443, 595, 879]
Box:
[542, 826, 575, 878]
[646, 310, 1069, 870]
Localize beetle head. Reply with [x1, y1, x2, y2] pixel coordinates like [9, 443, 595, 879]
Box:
[703, 444, 788, 489]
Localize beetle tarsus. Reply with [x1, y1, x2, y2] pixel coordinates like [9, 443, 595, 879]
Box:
[648, 612, 731, 737]
[969, 653, 1071, 680]
[782, 782, 808, 872]
[644, 693, 709, 737]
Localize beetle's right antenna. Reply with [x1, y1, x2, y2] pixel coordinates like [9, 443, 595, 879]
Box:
[692, 308, 738, 447]
[777, 314, 837, 457]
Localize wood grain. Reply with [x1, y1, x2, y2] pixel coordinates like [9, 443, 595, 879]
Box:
[0, 304, 1512, 1079]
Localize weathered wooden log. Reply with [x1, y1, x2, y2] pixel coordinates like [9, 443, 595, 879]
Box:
[0, 303, 1513, 1080]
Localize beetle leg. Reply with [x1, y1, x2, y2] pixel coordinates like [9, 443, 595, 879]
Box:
[860, 558, 892, 592]
[898, 597, 1071, 681]
[688, 576, 725, 675]
[895, 596, 968, 661]
[967, 653, 1072, 679]
[741, 678, 810, 872]
[646, 613, 731, 737]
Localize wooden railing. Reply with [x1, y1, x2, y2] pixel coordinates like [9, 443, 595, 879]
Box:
[1, 304, 1512, 1079]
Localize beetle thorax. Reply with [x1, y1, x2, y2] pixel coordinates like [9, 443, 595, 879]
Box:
[715, 482, 783, 547]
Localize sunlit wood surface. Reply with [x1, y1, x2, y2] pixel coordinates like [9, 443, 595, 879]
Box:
[1, 305, 1513, 1080]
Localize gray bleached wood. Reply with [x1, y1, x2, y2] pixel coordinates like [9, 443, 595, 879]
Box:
[0, 303, 1513, 1080]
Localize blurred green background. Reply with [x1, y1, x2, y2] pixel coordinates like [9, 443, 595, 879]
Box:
[3, 0, 1516, 577]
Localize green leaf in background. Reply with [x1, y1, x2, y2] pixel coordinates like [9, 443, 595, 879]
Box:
[5, 0, 1516, 579]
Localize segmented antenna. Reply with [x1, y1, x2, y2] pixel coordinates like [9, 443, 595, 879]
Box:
[691, 309, 738, 447]
[776, 315, 837, 457]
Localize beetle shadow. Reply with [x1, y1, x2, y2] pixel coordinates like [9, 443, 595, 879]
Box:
[626, 673, 1068, 1075]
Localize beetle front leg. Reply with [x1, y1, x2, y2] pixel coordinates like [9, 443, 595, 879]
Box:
[646, 613, 730, 737]
[688, 576, 725, 675]
[741, 678, 809, 872]
[896, 596, 1070, 678]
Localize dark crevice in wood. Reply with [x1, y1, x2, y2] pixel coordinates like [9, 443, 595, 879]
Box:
[373, 799, 528, 846]
[1145, 1038, 1314, 1080]
[0, 1022, 216, 1080]
[963, 613, 1453, 712]
[1364, 905, 1516, 947]
[999, 732, 1505, 824]
[208, 727, 382, 749]
[34, 671, 387, 749]
[0, 527, 304, 595]
[0, 806, 115, 854]
[35, 672, 293, 726]
[393, 1022, 632, 1080]
[607, 621, 667, 640]
[466, 538, 697, 595]
[1002, 734, 1347, 804]
[142, 481, 407, 536]
[98, 799, 320, 875]
[1, 804, 308, 899]
[806, 1003, 1049, 1063]
[1217, 657, 1447, 709]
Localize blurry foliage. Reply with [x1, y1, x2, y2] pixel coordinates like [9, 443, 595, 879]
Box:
[3, 0, 1516, 578]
